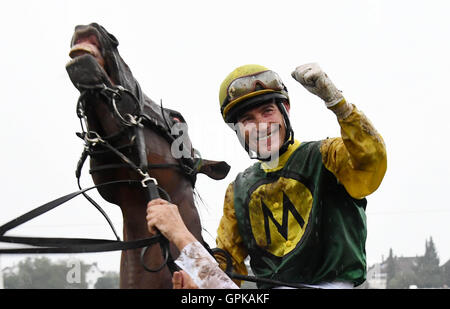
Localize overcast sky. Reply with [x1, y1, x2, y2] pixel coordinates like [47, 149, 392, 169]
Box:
[1, 0, 449, 274]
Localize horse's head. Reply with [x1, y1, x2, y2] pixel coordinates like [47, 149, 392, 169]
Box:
[69, 23, 136, 89]
[66, 23, 140, 137]
[66, 23, 231, 185]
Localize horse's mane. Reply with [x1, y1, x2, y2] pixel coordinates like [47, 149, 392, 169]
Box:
[192, 187, 217, 245]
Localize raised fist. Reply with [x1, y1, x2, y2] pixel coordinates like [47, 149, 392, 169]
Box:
[291, 63, 344, 107]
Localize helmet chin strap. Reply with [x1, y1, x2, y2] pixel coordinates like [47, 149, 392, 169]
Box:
[276, 100, 295, 156]
[236, 100, 294, 162]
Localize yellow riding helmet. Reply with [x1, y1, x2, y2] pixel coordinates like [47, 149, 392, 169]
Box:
[219, 64, 289, 123]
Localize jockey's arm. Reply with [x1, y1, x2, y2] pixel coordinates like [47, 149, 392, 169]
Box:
[146, 198, 238, 289]
[216, 183, 249, 287]
[321, 102, 387, 199]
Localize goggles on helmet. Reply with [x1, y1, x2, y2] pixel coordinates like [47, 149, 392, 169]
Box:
[226, 70, 284, 102]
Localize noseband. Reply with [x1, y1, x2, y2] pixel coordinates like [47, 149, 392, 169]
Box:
[75, 80, 185, 273]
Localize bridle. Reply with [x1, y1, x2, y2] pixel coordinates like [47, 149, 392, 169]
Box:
[0, 81, 183, 274]
[74, 80, 180, 273]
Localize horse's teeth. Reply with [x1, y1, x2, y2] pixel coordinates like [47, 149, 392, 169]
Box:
[69, 43, 97, 59]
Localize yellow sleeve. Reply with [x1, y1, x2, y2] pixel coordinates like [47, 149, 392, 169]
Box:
[320, 103, 387, 199]
[215, 182, 248, 286]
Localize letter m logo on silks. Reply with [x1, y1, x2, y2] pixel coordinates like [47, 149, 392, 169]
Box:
[248, 177, 313, 257]
[261, 192, 305, 245]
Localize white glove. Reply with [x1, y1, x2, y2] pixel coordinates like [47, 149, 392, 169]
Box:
[291, 63, 344, 108]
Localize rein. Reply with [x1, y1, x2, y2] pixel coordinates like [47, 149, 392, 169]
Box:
[211, 248, 317, 289]
[0, 180, 164, 254]
[0, 81, 180, 274]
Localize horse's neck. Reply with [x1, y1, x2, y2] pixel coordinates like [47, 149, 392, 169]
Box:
[118, 180, 201, 235]
[119, 197, 149, 240]
[117, 185, 200, 289]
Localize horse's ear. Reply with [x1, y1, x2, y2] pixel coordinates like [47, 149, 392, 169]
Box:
[196, 159, 231, 180]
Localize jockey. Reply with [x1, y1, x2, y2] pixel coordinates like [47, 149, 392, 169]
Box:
[146, 63, 387, 289]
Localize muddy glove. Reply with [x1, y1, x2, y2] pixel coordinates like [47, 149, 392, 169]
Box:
[291, 63, 353, 119]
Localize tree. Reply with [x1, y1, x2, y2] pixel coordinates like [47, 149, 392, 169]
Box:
[414, 237, 442, 288]
[384, 237, 447, 289]
[4, 257, 88, 289]
[94, 271, 120, 289]
[385, 248, 396, 286]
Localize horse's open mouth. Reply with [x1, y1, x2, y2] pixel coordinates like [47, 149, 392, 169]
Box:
[69, 30, 105, 69]
[66, 25, 117, 87]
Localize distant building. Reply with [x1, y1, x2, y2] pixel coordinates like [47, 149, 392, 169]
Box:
[1, 265, 18, 278]
[366, 256, 429, 289]
[1, 264, 19, 289]
[366, 262, 388, 289]
[441, 259, 450, 288]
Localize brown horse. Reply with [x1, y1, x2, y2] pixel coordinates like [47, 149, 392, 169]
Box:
[65, 23, 229, 288]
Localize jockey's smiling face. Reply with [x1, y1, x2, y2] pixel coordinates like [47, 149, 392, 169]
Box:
[236, 99, 290, 158]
